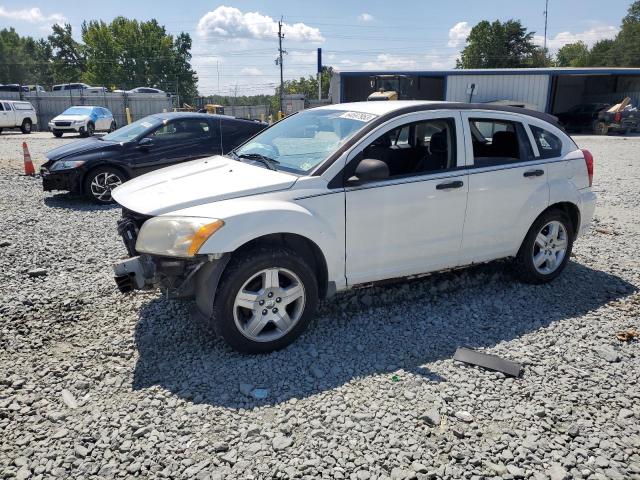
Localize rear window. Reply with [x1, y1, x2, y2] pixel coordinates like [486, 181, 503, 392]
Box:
[530, 125, 563, 158]
[14, 102, 34, 111]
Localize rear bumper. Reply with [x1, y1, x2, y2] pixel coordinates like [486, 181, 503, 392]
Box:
[578, 188, 597, 236]
[41, 167, 82, 193]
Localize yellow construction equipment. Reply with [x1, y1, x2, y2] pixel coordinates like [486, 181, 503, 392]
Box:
[367, 75, 412, 101]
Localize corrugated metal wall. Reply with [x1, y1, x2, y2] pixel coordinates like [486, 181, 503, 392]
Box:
[445, 74, 550, 111]
[0, 91, 173, 130]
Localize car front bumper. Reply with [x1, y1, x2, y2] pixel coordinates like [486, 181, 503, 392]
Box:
[48, 123, 85, 132]
[40, 166, 82, 193]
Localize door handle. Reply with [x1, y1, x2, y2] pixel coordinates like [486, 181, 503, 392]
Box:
[523, 169, 544, 177]
[436, 180, 464, 190]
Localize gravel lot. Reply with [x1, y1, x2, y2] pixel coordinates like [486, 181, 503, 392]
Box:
[1, 131, 639, 480]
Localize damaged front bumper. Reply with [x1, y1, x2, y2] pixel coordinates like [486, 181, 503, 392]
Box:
[113, 254, 207, 297]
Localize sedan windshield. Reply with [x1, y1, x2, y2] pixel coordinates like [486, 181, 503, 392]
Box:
[102, 117, 162, 143]
[234, 109, 378, 173]
[62, 107, 94, 115]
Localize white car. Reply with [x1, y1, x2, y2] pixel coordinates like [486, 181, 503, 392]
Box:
[48, 106, 116, 137]
[0, 100, 37, 134]
[112, 101, 596, 353]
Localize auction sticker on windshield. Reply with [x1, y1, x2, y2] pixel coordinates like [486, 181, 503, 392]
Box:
[339, 111, 378, 122]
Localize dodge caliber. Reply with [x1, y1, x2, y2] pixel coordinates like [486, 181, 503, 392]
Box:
[112, 101, 596, 353]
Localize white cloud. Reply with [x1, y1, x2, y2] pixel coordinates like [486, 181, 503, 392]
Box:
[240, 67, 263, 76]
[448, 21, 471, 48]
[534, 25, 618, 51]
[196, 6, 323, 43]
[0, 6, 66, 25]
[358, 13, 374, 22]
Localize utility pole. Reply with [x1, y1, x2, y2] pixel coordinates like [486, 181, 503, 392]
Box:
[277, 18, 285, 115]
[543, 0, 549, 51]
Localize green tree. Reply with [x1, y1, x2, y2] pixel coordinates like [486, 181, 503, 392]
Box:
[48, 24, 85, 84]
[614, 0, 640, 66]
[80, 17, 198, 103]
[556, 41, 590, 67]
[456, 20, 547, 68]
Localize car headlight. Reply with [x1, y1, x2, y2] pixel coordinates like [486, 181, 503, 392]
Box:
[50, 160, 86, 171]
[135, 217, 224, 257]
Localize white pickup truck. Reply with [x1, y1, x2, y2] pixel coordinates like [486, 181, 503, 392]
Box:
[0, 100, 37, 134]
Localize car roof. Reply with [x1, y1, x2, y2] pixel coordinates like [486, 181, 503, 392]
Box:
[148, 112, 265, 125]
[315, 100, 561, 128]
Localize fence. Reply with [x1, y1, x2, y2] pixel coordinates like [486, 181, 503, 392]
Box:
[0, 91, 174, 130]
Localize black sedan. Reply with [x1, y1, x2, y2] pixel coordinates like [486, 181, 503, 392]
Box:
[41, 112, 266, 203]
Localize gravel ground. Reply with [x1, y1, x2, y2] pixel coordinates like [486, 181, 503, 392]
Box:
[1, 132, 639, 480]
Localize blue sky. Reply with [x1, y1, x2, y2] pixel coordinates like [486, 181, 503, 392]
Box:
[0, 1, 631, 95]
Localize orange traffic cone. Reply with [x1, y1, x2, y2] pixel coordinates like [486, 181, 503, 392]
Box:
[23, 142, 35, 176]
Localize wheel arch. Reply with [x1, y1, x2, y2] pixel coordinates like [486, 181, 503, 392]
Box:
[518, 201, 581, 255]
[232, 232, 330, 299]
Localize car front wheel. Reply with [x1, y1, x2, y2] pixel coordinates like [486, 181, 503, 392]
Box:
[82, 122, 95, 137]
[514, 210, 574, 284]
[84, 167, 125, 203]
[210, 247, 319, 353]
[52, 130, 63, 138]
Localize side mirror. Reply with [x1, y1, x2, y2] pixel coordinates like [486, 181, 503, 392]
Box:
[348, 158, 389, 183]
[138, 137, 154, 149]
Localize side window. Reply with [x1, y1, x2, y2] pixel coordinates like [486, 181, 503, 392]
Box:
[3, 102, 11, 111]
[359, 118, 457, 178]
[530, 125, 563, 159]
[469, 118, 533, 167]
[0, 103, 4, 111]
[150, 120, 210, 141]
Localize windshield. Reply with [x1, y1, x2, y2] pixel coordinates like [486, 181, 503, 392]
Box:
[234, 109, 378, 173]
[102, 117, 163, 142]
[62, 107, 94, 115]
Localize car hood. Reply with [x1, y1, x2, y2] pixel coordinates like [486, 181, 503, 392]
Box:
[112, 155, 298, 216]
[51, 114, 89, 122]
[45, 137, 119, 161]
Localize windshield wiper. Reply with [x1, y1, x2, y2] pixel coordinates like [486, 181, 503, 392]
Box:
[237, 153, 280, 171]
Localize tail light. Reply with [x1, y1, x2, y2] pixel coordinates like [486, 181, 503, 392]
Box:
[581, 148, 594, 187]
[614, 112, 622, 123]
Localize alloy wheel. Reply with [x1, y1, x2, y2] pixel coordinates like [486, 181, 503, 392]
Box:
[90, 172, 122, 202]
[233, 267, 306, 343]
[532, 220, 568, 275]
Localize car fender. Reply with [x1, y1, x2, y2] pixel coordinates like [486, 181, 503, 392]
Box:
[510, 177, 551, 254]
[174, 196, 344, 287]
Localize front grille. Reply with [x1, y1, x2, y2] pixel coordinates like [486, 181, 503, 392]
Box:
[55, 121, 71, 127]
[117, 208, 153, 257]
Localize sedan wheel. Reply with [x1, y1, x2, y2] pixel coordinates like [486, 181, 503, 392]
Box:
[532, 220, 568, 275]
[233, 267, 306, 343]
[514, 210, 573, 284]
[209, 247, 319, 353]
[86, 169, 124, 203]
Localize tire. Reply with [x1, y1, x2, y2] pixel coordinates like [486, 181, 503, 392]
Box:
[0, 128, 3, 134]
[83, 166, 126, 204]
[514, 210, 574, 284]
[20, 119, 32, 134]
[593, 121, 608, 135]
[52, 130, 63, 138]
[82, 122, 95, 137]
[209, 247, 319, 353]
[108, 121, 116, 133]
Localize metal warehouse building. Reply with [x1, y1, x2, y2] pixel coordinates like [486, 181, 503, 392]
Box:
[329, 68, 640, 115]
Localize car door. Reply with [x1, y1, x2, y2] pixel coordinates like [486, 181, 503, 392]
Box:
[458, 111, 549, 265]
[132, 118, 215, 175]
[1, 102, 15, 127]
[343, 112, 468, 285]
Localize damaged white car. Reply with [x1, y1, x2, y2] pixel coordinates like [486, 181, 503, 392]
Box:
[113, 101, 596, 353]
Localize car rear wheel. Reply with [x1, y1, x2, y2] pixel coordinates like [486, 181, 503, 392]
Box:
[514, 210, 574, 284]
[593, 121, 608, 135]
[20, 119, 32, 134]
[209, 247, 318, 353]
[52, 130, 63, 138]
[84, 167, 125, 203]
